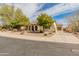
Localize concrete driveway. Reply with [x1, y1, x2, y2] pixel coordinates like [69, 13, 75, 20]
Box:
[0, 31, 79, 44]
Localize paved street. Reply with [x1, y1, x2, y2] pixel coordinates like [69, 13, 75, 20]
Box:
[0, 31, 79, 56]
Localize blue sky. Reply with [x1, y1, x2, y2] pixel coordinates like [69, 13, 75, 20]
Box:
[2, 3, 79, 27]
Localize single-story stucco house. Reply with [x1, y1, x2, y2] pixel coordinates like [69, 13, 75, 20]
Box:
[27, 21, 57, 33]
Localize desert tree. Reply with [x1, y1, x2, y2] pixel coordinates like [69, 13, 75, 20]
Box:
[37, 13, 55, 29]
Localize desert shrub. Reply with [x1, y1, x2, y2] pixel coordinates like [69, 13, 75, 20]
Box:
[44, 33, 47, 36]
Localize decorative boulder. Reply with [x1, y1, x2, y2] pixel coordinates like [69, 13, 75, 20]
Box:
[20, 26, 26, 31]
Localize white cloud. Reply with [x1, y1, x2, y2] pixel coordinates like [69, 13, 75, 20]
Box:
[42, 3, 79, 17]
[13, 3, 44, 19]
[30, 3, 79, 20]
[1, 3, 79, 21]
[0, 3, 45, 20]
[12, 3, 79, 26]
[33, 3, 79, 18]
